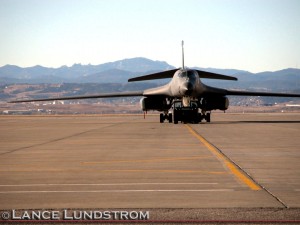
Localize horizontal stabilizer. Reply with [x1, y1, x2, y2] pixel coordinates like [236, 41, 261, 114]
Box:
[196, 70, 238, 81]
[128, 69, 178, 82]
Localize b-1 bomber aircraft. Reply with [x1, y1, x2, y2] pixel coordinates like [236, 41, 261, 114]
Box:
[10, 41, 300, 124]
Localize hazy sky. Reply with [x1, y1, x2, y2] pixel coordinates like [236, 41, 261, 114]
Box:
[0, 0, 299, 72]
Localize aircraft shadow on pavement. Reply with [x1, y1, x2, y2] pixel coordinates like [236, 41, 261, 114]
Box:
[201, 120, 300, 125]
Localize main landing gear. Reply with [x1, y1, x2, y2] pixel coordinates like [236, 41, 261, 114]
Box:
[199, 110, 211, 123]
[160, 112, 173, 123]
[159, 100, 211, 124]
[160, 109, 211, 124]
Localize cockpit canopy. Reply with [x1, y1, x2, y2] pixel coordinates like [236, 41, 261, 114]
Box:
[178, 70, 197, 81]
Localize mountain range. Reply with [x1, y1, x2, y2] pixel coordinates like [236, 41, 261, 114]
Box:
[0, 57, 300, 93]
[0, 58, 174, 84]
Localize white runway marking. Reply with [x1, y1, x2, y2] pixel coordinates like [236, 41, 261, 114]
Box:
[0, 182, 218, 187]
[0, 189, 233, 194]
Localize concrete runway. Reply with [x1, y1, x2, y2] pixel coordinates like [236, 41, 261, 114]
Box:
[0, 113, 300, 222]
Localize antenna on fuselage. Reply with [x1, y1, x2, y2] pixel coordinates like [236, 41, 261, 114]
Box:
[181, 40, 185, 70]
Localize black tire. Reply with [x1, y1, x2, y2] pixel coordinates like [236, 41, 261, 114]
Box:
[168, 113, 173, 123]
[194, 113, 200, 124]
[198, 113, 203, 122]
[172, 111, 178, 124]
[160, 113, 164, 123]
[206, 113, 211, 123]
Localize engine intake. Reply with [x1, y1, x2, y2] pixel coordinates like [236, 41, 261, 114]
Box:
[140, 97, 170, 111]
[201, 97, 229, 111]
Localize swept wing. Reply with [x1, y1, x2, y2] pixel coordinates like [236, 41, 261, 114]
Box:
[225, 90, 300, 97]
[9, 91, 144, 103]
[202, 85, 300, 98]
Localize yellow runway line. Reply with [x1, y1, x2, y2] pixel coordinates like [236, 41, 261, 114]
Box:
[185, 124, 261, 191]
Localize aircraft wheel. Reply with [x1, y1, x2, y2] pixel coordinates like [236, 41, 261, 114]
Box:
[194, 114, 200, 124]
[206, 113, 211, 123]
[198, 113, 203, 122]
[168, 113, 173, 123]
[160, 113, 164, 123]
[172, 111, 178, 124]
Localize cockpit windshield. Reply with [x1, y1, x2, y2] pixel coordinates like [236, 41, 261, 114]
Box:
[178, 70, 196, 80]
[179, 72, 188, 78]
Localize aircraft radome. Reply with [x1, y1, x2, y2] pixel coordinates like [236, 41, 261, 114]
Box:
[10, 41, 300, 124]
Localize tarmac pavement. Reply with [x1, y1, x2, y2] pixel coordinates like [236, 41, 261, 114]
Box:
[0, 113, 299, 223]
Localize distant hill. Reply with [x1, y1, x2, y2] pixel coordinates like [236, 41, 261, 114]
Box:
[94, 57, 175, 72]
[79, 69, 139, 83]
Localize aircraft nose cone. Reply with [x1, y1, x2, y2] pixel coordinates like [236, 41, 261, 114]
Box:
[187, 82, 193, 90]
[182, 82, 194, 95]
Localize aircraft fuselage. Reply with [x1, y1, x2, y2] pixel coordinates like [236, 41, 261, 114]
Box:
[143, 69, 206, 99]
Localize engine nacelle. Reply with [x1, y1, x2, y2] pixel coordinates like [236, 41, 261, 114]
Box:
[140, 97, 169, 111]
[202, 97, 229, 111]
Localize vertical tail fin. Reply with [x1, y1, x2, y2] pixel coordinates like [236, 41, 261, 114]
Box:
[181, 40, 185, 70]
